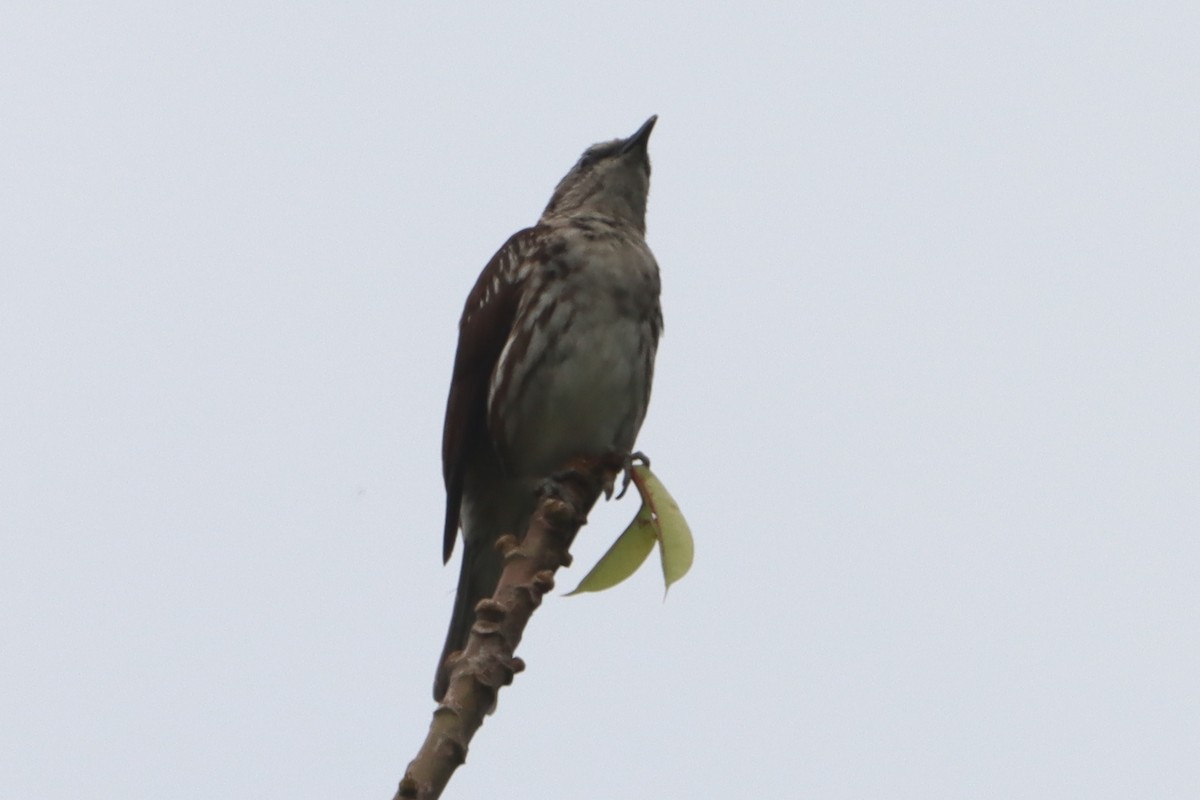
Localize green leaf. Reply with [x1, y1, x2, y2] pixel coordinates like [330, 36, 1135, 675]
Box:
[635, 466, 694, 593]
[565, 508, 655, 595]
[567, 463, 694, 596]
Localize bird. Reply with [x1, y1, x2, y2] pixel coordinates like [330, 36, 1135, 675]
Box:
[435, 116, 664, 701]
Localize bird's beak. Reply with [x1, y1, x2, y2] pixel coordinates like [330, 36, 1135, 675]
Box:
[620, 115, 658, 155]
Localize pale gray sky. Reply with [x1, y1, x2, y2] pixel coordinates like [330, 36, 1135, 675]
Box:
[2, 3, 1198, 798]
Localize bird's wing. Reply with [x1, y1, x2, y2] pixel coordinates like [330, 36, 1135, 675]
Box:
[440, 227, 541, 563]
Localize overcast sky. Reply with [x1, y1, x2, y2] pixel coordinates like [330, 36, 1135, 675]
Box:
[3, 3, 1198, 798]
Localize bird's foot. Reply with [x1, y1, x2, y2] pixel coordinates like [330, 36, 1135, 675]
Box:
[614, 451, 650, 499]
[540, 451, 631, 504]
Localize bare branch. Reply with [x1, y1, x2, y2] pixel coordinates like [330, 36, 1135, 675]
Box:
[394, 462, 615, 800]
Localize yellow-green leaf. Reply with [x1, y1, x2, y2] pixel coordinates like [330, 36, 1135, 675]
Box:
[567, 463, 694, 596]
[635, 466, 694, 593]
[566, 508, 655, 595]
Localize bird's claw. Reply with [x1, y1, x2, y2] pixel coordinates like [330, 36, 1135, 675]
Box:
[614, 451, 649, 500]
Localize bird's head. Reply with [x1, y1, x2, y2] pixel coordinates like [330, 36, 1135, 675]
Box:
[540, 115, 657, 232]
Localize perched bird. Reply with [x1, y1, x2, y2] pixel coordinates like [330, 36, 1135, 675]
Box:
[435, 116, 664, 700]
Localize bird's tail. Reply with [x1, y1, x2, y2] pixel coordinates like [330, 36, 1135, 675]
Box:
[433, 535, 503, 701]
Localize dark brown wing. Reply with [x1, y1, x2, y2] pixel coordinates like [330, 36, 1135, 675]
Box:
[441, 227, 539, 563]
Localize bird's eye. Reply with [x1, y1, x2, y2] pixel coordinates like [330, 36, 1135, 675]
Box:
[578, 140, 622, 169]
